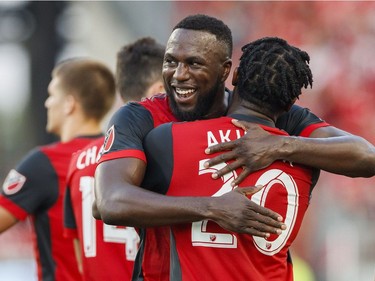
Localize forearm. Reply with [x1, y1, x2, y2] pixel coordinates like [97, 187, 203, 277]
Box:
[95, 159, 211, 227]
[96, 182, 286, 238]
[95, 159, 285, 236]
[280, 135, 375, 177]
[92, 201, 101, 220]
[97, 183, 212, 227]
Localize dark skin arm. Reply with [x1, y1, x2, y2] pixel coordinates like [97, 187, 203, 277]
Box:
[92, 201, 101, 220]
[94, 157, 286, 238]
[205, 120, 375, 186]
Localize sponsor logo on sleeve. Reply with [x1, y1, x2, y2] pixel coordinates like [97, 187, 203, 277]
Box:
[2, 169, 26, 195]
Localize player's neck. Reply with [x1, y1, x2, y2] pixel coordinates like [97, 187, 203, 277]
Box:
[60, 116, 102, 142]
[228, 98, 277, 124]
[203, 88, 230, 119]
[231, 106, 275, 124]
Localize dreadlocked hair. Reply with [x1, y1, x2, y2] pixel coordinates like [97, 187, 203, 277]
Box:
[237, 37, 313, 113]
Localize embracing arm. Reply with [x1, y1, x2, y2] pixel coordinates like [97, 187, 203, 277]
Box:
[205, 121, 375, 185]
[282, 125, 375, 177]
[94, 157, 286, 237]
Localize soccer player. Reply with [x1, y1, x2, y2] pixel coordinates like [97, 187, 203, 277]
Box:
[95, 14, 323, 281]
[142, 36, 318, 281]
[0, 58, 116, 281]
[95, 14, 375, 281]
[63, 37, 165, 280]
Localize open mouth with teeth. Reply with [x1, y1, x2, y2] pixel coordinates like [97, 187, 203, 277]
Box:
[175, 88, 196, 101]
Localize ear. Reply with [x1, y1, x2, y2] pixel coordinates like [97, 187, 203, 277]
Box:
[232, 67, 239, 86]
[63, 94, 76, 115]
[221, 58, 232, 83]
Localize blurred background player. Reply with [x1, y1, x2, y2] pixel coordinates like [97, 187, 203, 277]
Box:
[0, 58, 116, 281]
[116, 37, 165, 100]
[63, 37, 165, 280]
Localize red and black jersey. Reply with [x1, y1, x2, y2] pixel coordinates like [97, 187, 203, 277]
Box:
[98, 94, 328, 166]
[97, 93, 329, 281]
[98, 94, 177, 164]
[0, 136, 101, 281]
[142, 115, 318, 281]
[64, 137, 139, 281]
[98, 94, 177, 281]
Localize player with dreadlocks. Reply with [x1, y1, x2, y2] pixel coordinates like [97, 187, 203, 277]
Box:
[96, 14, 374, 281]
[142, 36, 318, 280]
[237, 37, 312, 112]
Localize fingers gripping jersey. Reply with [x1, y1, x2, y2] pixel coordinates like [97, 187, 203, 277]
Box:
[63, 137, 139, 281]
[143, 116, 317, 281]
[0, 137, 101, 281]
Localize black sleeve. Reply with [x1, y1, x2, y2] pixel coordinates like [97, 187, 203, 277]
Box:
[142, 123, 174, 195]
[102, 102, 155, 155]
[1, 148, 59, 214]
[276, 104, 326, 136]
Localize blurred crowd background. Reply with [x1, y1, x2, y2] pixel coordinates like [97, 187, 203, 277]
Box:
[0, 2, 374, 281]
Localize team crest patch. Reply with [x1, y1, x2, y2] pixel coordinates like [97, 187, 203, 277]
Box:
[2, 169, 26, 195]
[103, 125, 115, 153]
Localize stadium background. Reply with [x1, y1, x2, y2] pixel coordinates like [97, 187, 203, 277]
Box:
[0, 2, 374, 280]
